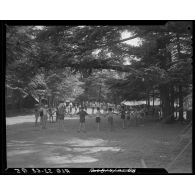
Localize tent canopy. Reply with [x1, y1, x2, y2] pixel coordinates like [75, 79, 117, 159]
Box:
[122, 99, 160, 106]
[122, 101, 146, 106]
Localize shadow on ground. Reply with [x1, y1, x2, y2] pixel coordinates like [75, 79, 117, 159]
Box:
[7, 137, 124, 168]
[6, 115, 192, 172]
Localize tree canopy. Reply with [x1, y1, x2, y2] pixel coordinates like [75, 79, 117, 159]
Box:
[6, 22, 192, 122]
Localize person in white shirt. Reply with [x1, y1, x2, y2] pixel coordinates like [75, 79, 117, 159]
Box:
[69, 102, 73, 114]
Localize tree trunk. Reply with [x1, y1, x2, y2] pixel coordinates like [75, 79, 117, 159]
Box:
[178, 85, 184, 121]
[175, 86, 179, 120]
[38, 95, 41, 105]
[158, 35, 172, 123]
[153, 88, 155, 108]
[98, 85, 101, 104]
[159, 98, 162, 118]
[169, 84, 175, 121]
[176, 34, 184, 121]
[18, 98, 22, 111]
[160, 84, 172, 123]
[146, 89, 150, 106]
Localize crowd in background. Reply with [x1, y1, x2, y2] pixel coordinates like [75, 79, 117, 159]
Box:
[34, 99, 162, 131]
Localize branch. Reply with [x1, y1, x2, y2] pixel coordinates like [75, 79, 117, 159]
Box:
[61, 59, 144, 76]
[81, 34, 141, 52]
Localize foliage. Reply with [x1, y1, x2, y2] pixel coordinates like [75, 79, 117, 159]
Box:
[6, 22, 192, 122]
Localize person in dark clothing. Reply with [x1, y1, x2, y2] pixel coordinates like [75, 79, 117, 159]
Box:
[94, 107, 102, 131]
[48, 107, 54, 123]
[76, 107, 88, 132]
[34, 104, 40, 126]
[58, 103, 65, 130]
[120, 106, 126, 129]
[55, 106, 59, 122]
[39, 104, 44, 126]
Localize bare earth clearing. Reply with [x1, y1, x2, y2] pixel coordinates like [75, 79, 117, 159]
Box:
[6, 113, 192, 173]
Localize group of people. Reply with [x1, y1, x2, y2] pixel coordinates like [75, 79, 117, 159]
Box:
[34, 102, 118, 131]
[77, 106, 117, 132]
[34, 102, 77, 129]
[71, 104, 149, 132]
[34, 101, 152, 132]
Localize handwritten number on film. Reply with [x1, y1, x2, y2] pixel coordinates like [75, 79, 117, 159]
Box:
[14, 168, 27, 174]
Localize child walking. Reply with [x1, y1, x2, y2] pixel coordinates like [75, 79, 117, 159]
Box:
[77, 107, 88, 133]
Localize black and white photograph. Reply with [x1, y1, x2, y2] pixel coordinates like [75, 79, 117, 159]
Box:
[3, 21, 192, 174]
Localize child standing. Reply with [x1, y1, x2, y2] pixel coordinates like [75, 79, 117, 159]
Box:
[40, 104, 48, 129]
[39, 104, 44, 127]
[34, 104, 40, 126]
[84, 102, 88, 111]
[58, 103, 65, 130]
[55, 106, 59, 122]
[48, 107, 54, 123]
[95, 107, 101, 131]
[92, 102, 95, 114]
[69, 102, 73, 114]
[126, 107, 131, 126]
[103, 103, 107, 114]
[77, 107, 88, 133]
[74, 103, 78, 114]
[120, 106, 126, 129]
[105, 107, 115, 131]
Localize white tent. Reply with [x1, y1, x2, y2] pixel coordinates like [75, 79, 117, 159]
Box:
[122, 101, 146, 106]
[122, 99, 160, 106]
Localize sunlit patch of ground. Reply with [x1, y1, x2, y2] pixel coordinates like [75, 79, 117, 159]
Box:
[7, 134, 124, 167]
[7, 149, 40, 157]
[45, 155, 98, 164]
[6, 115, 36, 125]
[64, 138, 107, 147]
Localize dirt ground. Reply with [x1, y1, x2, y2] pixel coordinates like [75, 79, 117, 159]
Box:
[6, 112, 192, 173]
